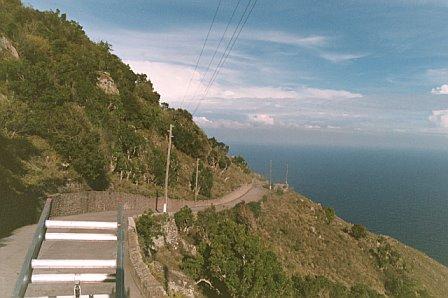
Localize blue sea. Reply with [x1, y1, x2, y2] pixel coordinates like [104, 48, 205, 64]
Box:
[230, 144, 448, 266]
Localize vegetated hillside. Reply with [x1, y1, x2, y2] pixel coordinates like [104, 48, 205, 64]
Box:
[253, 191, 448, 297]
[0, 0, 251, 236]
[139, 191, 448, 297]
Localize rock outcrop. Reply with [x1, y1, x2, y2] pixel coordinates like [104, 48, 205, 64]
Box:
[0, 36, 19, 59]
[96, 71, 119, 95]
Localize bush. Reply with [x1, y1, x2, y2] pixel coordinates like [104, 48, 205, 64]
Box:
[292, 275, 347, 297]
[136, 210, 164, 257]
[369, 237, 404, 270]
[174, 206, 194, 232]
[247, 201, 262, 218]
[350, 283, 384, 297]
[323, 206, 335, 224]
[385, 273, 430, 297]
[351, 224, 367, 240]
[291, 275, 382, 298]
[182, 207, 291, 297]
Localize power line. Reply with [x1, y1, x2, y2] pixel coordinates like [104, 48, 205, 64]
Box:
[192, 0, 258, 115]
[186, 0, 242, 110]
[180, 0, 222, 108]
[203, 0, 258, 99]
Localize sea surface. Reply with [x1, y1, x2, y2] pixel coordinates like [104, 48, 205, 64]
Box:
[230, 143, 448, 266]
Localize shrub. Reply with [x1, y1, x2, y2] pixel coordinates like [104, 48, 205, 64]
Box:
[174, 206, 194, 232]
[199, 165, 214, 198]
[247, 201, 262, 218]
[385, 273, 430, 297]
[182, 207, 291, 297]
[351, 224, 367, 240]
[369, 237, 404, 270]
[136, 210, 164, 257]
[323, 206, 335, 224]
[350, 283, 384, 297]
[292, 275, 347, 297]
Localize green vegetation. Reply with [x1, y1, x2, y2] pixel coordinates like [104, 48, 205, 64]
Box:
[351, 224, 367, 240]
[173, 206, 194, 232]
[0, 0, 250, 235]
[136, 210, 165, 257]
[247, 201, 262, 218]
[369, 237, 404, 270]
[384, 273, 430, 298]
[323, 206, 336, 224]
[173, 205, 383, 297]
[177, 206, 290, 297]
[291, 275, 383, 298]
[190, 161, 214, 198]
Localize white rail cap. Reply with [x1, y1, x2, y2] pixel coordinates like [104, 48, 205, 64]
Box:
[45, 220, 118, 230]
[45, 232, 117, 241]
[31, 273, 116, 283]
[31, 259, 116, 269]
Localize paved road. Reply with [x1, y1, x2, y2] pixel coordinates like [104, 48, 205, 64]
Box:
[0, 182, 266, 297]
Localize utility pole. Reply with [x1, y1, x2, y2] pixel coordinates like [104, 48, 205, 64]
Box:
[269, 160, 272, 190]
[194, 158, 199, 201]
[285, 163, 289, 187]
[163, 124, 173, 213]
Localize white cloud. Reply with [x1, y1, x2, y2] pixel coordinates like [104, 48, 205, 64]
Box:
[431, 84, 448, 95]
[319, 52, 367, 63]
[249, 114, 275, 125]
[211, 86, 298, 100]
[244, 30, 328, 47]
[125, 59, 208, 101]
[193, 116, 212, 125]
[125, 59, 362, 103]
[429, 110, 448, 128]
[301, 87, 363, 100]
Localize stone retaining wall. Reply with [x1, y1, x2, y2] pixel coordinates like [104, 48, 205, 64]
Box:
[49, 191, 157, 217]
[127, 217, 166, 297]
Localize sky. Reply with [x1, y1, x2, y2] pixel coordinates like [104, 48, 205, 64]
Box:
[24, 0, 448, 149]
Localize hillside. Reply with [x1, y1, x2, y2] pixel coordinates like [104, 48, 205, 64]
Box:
[0, 0, 251, 236]
[255, 191, 448, 297]
[137, 190, 448, 297]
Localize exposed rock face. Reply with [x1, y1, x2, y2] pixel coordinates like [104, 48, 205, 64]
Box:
[163, 218, 180, 249]
[0, 36, 19, 59]
[96, 71, 119, 95]
[167, 270, 196, 298]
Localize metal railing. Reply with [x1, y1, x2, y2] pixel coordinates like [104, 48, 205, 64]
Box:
[13, 198, 53, 297]
[116, 205, 125, 298]
[12, 199, 126, 297]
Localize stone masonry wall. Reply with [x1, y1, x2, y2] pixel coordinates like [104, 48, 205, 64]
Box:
[127, 217, 167, 297]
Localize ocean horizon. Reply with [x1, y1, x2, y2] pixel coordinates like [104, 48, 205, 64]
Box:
[229, 143, 448, 266]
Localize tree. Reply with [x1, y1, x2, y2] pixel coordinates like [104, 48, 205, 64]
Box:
[182, 207, 290, 297]
[174, 206, 194, 232]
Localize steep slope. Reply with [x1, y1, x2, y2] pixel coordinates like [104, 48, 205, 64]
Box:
[142, 191, 447, 297]
[0, 0, 251, 236]
[253, 191, 448, 297]
[137, 190, 447, 297]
